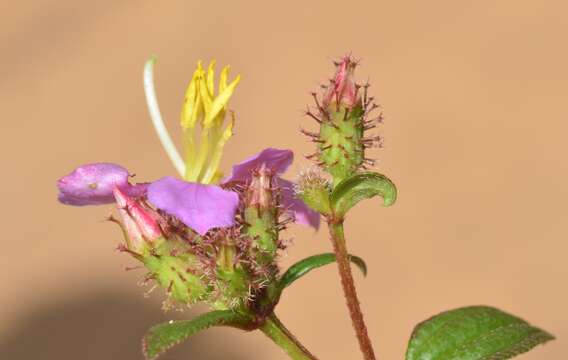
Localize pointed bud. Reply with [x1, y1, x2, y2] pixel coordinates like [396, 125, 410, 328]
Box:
[242, 166, 280, 268]
[323, 56, 360, 109]
[306, 55, 383, 185]
[246, 165, 275, 210]
[113, 187, 162, 245]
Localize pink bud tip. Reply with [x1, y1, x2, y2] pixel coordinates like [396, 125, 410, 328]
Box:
[113, 187, 162, 241]
[323, 55, 359, 108]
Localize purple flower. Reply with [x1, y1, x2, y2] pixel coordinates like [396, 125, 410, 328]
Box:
[58, 148, 319, 235]
[147, 177, 239, 236]
[224, 148, 320, 229]
[57, 163, 147, 206]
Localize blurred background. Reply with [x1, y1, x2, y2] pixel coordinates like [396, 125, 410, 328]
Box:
[2, 1, 567, 359]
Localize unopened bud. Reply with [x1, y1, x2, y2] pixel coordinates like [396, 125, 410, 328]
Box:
[296, 168, 332, 215]
[303, 55, 384, 186]
[245, 166, 275, 210]
[323, 56, 360, 109]
[113, 187, 162, 246]
[242, 166, 279, 268]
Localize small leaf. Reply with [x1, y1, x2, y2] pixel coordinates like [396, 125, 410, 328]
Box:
[406, 306, 554, 360]
[331, 172, 397, 217]
[278, 253, 367, 292]
[143, 310, 249, 360]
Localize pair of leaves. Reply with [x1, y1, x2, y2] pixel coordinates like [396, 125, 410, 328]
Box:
[406, 306, 554, 360]
[331, 171, 397, 217]
[143, 252, 367, 359]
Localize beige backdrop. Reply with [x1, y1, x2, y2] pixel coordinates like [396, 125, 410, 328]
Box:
[1, 1, 566, 359]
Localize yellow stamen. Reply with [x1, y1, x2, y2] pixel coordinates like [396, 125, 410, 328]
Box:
[178, 59, 240, 183]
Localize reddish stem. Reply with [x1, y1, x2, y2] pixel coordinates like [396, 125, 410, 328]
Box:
[328, 218, 376, 360]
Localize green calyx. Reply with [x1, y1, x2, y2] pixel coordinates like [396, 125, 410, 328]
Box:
[141, 239, 209, 306]
[319, 104, 365, 185]
[244, 206, 279, 265]
[212, 242, 253, 310]
[242, 169, 282, 268]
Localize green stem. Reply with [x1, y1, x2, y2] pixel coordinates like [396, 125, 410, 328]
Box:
[259, 313, 318, 360]
[328, 219, 377, 360]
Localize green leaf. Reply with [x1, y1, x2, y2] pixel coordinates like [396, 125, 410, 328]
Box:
[143, 310, 249, 360]
[406, 306, 554, 360]
[330, 172, 397, 217]
[278, 253, 367, 291]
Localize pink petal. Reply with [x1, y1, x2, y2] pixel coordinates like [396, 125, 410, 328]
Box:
[147, 177, 239, 236]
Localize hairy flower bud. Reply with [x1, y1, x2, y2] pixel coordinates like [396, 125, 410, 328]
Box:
[246, 165, 275, 210]
[296, 168, 332, 215]
[243, 167, 280, 264]
[303, 55, 384, 185]
[111, 188, 212, 307]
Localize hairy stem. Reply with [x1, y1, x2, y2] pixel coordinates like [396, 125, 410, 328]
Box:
[259, 313, 318, 360]
[328, 219, 376, 360]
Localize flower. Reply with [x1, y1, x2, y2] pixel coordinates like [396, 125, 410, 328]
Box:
[58, 148, 319, 234]
[59, 59, 319, 233]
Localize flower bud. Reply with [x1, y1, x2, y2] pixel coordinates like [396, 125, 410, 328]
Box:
[296, 168, 332, 215]
[113, 187, 162, 245]
[242, 166, 280, 269]
[304, 55, 383, 186]
[246, 165, 275, 210]
[211, 231, 252, 310]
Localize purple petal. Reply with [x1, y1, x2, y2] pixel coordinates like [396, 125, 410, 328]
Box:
[277, 178, 320, 230]
[57, 163, 146, 206]
[147, 176, 239, 236]
[223, 148, 293, 184]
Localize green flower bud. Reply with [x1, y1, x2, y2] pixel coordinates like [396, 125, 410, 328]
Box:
[296, 168, 332, 215]
[304, 55, 384, 186]
[242, 166, 280, 267]
[211, 230, 252, 310]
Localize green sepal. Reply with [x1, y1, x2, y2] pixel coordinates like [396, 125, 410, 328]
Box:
[244, 207, 279, 265]
[142, 310, 252, 360]
[331, 171, 397, 217]
[277, 253, 367, 294]
[406, 306, 554, 360]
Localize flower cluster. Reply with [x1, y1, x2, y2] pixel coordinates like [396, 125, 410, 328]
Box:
[57, 60, 318, 313]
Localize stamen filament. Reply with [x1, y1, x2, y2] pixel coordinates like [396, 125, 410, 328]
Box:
[201, 113, 235, 184]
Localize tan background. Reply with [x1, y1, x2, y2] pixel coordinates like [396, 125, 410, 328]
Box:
[1, 1, 566, 359]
